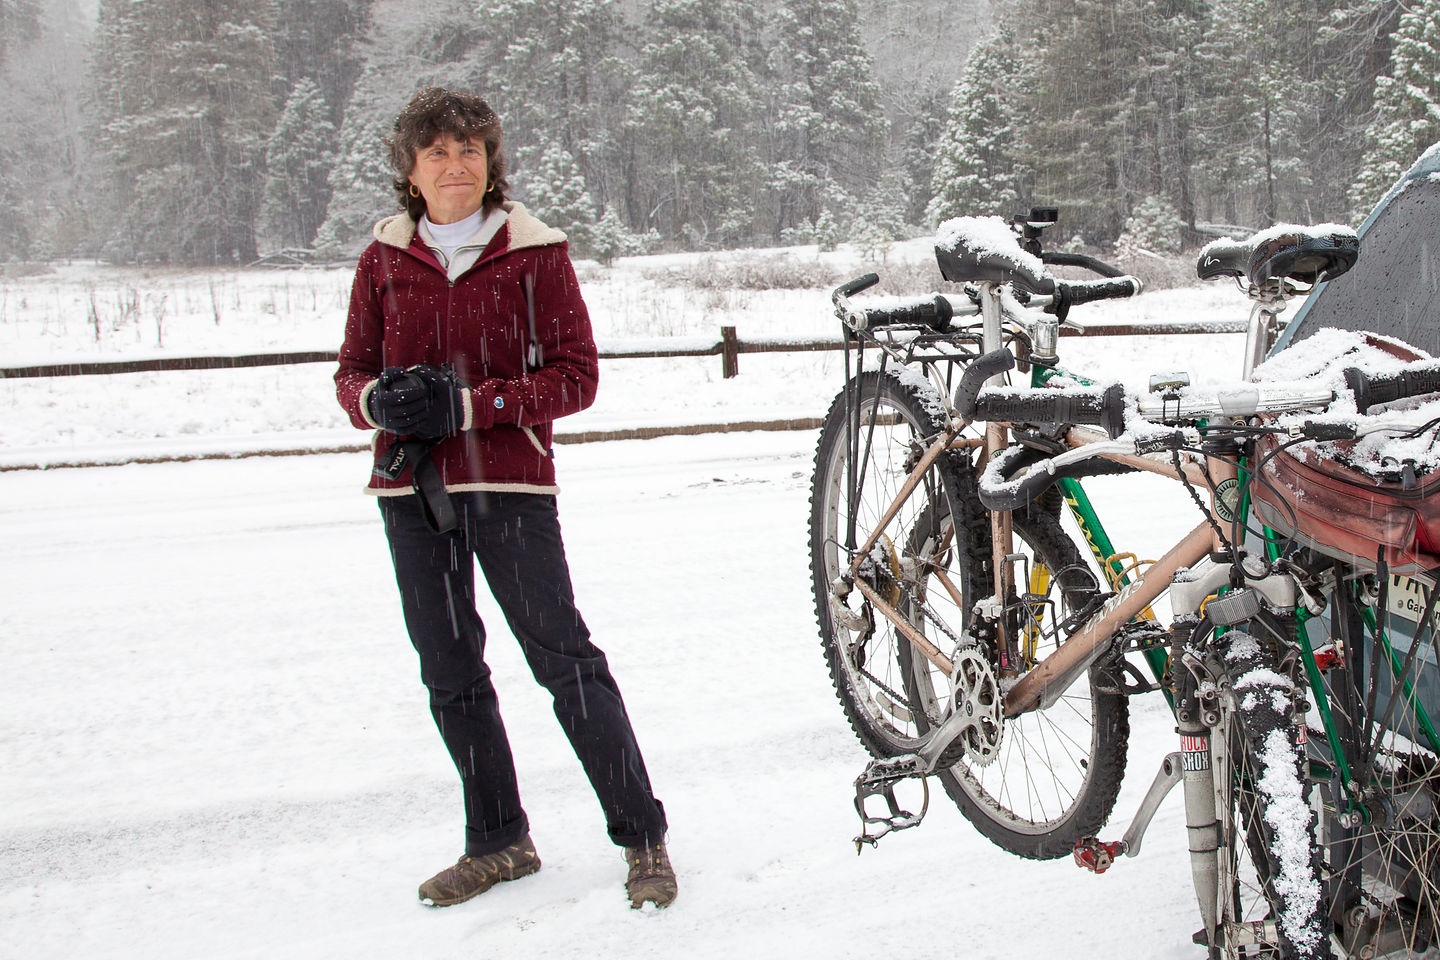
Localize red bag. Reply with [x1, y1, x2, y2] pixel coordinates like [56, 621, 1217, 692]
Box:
[1251, 334, 1440, 574]
[1252, 433, 1440, 574]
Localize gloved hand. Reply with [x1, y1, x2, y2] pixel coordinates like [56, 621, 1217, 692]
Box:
[366, 366, 429, 434]
[406, 363, 467, 440]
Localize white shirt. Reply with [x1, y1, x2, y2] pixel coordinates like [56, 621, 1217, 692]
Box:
[418, 207, 509, 282]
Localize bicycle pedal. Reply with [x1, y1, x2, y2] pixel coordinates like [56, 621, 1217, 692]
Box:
[855, 753, 925, 787]
[1072, 836, 1126, 873]
[852, 762, 929, 851]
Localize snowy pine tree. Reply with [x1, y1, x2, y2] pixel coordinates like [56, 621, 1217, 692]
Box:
[1114, 195, 1183, 258]
[625, 0, 765, 247]
[0, 0, 39, 70]
[925, 29, 1026, 226]
[311, 0, 479, 257]
[0, 0, 85, 259]
[466, 0, 630, 217]
[91, 0, 279, 264]
[899, 90, 949, 227]
[1351, 0, 1440, 219]
[271, 0, 372, 127]
[762, 0, 887, 242]
[523, 142, 599, 256]
[587, 206, 659, 265]
[260, 79, 337, 253]
[311, 76, 409, 258]
[1193, 0, 1391, 229]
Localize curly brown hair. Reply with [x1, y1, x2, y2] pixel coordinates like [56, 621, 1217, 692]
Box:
[386, 87, 510, 221]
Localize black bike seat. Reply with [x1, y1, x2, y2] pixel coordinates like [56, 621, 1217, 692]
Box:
[934, 218, 1057, 296]
[1196, 238, 1248, 280]
[1197, 225, 1359, 286]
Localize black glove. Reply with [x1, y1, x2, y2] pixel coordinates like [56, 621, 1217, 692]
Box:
[406, 363, 467, 440]
[366, 366, 429, 434]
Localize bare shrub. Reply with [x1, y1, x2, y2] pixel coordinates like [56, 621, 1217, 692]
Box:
[643, 253, 845, 291]
[0, 262, 54, 279]
[1106, 250, 1200, 291]
[865, 259, 958, 296]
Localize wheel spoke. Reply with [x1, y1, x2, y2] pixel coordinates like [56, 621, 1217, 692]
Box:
[811, 371, 1128, 860]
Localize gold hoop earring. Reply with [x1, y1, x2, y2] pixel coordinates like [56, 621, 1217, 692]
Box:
[408, 184, 420, 198]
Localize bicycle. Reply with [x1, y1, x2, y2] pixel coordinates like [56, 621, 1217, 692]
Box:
[809, 208, 1440, 958]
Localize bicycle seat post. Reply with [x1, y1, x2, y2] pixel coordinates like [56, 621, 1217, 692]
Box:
[1242, 284, 1288, 380]
[978, 281, 1007, 361]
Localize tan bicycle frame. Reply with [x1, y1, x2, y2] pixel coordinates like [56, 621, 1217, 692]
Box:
[842, 331, 1239, 720]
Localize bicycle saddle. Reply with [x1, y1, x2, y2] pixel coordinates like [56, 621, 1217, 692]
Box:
[934, 217, 1057, 297]
[1196, 224, 1359, 286]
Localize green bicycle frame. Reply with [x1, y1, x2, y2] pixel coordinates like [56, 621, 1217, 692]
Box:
[1029, 360, 1439, 817]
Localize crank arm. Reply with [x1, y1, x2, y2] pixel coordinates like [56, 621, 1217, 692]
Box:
[914, 702, 983, 771]
[1119, 751, 1183, 857]
[1074, 752, 1182, 872]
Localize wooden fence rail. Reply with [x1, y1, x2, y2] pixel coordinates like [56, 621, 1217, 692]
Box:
[1, 320, 1247, 381]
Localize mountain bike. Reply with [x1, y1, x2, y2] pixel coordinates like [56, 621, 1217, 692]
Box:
[809, 209, 1440, 958]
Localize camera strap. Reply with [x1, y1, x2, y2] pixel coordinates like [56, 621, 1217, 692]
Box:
[522, 273, 543, 372]
[377, 438, 458, 534]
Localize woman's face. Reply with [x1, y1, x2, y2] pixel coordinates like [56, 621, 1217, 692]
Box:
[408, 134, 489, 224]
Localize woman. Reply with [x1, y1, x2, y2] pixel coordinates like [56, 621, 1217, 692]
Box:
[335, 87, 675, 910]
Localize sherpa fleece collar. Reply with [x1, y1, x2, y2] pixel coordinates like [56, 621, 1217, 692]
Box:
[371, 201, 566, 254]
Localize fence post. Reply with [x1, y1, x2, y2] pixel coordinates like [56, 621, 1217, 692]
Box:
[721, 326, 739, 378]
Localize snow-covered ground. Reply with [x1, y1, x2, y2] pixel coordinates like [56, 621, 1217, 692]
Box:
[4, 436, 1211, 960]
[2, 242, 1252, 958]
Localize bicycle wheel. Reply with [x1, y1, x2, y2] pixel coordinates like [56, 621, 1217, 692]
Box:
[1216, 629, 1332, 960]
[905, 504, 1131, 860]
[1324, 750, 1440, 959]
[1291, 595, 1440, 959]
[810, 369, 983, 757]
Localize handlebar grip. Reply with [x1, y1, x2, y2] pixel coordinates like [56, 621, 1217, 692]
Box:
[833, 273, 879, 304]
[955, 349, 1017, 419]
[972, 382, 1128, 439]
[859, 295, 955, 332]
[1344, 362, 1440, 413]
[1058, 276, 1143, 308]
[978, 446, 1055, 511]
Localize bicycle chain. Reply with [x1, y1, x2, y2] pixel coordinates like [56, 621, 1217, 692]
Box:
[862, 555, 1003, 767]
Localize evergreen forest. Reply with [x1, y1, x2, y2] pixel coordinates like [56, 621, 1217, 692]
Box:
[2, 0, 1437, 265]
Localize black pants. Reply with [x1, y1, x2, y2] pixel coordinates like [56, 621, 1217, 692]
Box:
[379, 491, 667, 857]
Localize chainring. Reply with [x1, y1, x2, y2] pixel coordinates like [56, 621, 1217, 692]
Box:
[947, 646, 1004, 767]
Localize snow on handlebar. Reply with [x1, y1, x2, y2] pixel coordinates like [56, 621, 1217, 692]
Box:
[970, 374, 1342, 509]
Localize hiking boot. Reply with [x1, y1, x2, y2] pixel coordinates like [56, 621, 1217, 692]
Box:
[418, 835, 541, 907]
[623, 841, 677, 909]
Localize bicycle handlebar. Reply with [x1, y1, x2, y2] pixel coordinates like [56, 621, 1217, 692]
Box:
[979, 446, 1056, 510]
[830, 259, 1140, 336]
[1042, 251, 1127, 279]
[955, 348, 1128, 437]
[955, 349, 1017, 418]
[1057, 275, 1144, 309]
[1344, 362, 1440, 414]
[852, 294, 957, 332]
[974, 383, 1129, 439]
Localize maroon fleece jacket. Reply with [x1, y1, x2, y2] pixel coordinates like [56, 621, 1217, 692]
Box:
[335, 203, 599, 495]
